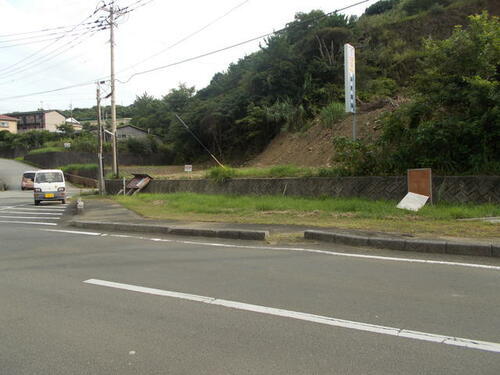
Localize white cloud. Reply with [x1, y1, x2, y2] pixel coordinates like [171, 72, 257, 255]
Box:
[0, 0, 377, 113]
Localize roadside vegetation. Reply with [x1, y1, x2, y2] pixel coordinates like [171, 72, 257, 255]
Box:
[2, 1, 497, 177]
[112, 193, 500, 239]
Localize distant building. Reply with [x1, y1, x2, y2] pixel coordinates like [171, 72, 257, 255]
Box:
[7, 110, 66, 133]
[65, 117, 82, 132]
[116, 124, 149, 140]
[0, 114, 19, 134]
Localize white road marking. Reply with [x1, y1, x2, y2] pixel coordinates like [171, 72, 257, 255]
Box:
[0, 215, 60, 220]
[84, 278, 500, 354]
[9, 212, 64, 216]
[16, 207, 66, 211]
[42, 230, 500, 271]
[0, 220, 58, 226]
[42, 229, 102, 236]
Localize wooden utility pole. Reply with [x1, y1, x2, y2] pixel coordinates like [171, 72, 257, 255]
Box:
[96, 82, 105, 195]
[109, 1, 118, 176]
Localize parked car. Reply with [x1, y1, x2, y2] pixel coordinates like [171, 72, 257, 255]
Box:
[33, 169, 66, 205]
[21, 171, 36, 190]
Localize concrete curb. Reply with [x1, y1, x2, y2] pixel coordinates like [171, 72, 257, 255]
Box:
[69, 220, 269, 241]
[304, 230, 498, 258]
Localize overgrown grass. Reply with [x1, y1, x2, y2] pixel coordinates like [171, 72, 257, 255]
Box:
[205, 165, 345, 180]
[319, 102, 346, 128]
[60, 163, 97, 173]
[113, 193, 500, 238]
[27, 146, 65, 155]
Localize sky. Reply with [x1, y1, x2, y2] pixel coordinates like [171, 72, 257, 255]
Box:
[0, 0, 378, 113]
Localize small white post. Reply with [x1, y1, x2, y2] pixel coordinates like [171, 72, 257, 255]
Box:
[122, 177, 126, 195]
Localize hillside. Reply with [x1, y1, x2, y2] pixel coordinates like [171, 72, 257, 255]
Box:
[249, 103, 392, 167]
[2, 0, 497, 175]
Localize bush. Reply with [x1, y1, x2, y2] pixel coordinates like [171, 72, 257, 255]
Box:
[60, 164, 98, 179]
[365, 78, 397, 99]
[332, 137, 381, 176]
[319, 102, 346, 128]
[206, 167, 236, 183]
[365, 0, 400, 16]
[27, 146, 65, 154]
[68, 134, 98, 153]
[401, 0, 451, 15]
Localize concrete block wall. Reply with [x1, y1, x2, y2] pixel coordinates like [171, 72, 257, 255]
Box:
[106, 176, 500, 204]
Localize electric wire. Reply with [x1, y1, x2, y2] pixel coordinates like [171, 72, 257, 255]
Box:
[0, 25, 106, 49]
[115, 0, 250, 77]
[0, 26, 97, 44]
[0, 0, 372, 102]
[0, 27, 106, 80]
[0, 4, 107, 75]
[116, 0, 371, 84]
[0, 21, 98, 38]
[0, 30, 105, 85]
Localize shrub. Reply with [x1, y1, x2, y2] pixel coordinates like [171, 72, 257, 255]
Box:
[319, 102, 346, 128]
[365, 0, 400, 16]
[332, 137, 381, 176]
[206, 167, 236, 183]
[27, 146, 65, 154]
[365, 78, 397, 99]
[401, 0, 451, 15]
[60, 163, 98, 179]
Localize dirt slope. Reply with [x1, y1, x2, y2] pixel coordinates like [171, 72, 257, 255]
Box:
[249, 104, 391, 168]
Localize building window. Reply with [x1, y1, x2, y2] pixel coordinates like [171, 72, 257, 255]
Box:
[0, 121, 9, 128]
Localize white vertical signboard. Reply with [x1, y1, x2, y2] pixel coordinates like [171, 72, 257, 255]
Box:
[344, 43, 356, 114]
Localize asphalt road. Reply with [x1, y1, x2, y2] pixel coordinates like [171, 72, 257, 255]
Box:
[1, 159, 500, 374]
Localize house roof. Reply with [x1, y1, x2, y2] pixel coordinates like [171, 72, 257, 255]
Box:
[6, 110, 66, 118]
[117, 124, 148, 133]
[65, 117, 81, 124]
[0, 114, 19, 121]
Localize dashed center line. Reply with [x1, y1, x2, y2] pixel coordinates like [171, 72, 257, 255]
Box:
[84, 278, 500, 354]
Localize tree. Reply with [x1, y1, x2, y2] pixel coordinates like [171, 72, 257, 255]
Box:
[379, 12, 500, 173]
[56, 123, 75, 136]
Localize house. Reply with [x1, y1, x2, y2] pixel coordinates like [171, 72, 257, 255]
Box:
[0, 114, 19, 134]
[116, 124, 149, 140]
[65, 117, 82, 132]
[6, 110, 66, 133]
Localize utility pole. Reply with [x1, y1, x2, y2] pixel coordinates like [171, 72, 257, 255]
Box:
[96, 82, 105, 195]
[108, 1, 118, 177]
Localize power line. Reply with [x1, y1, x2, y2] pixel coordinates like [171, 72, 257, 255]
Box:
[116, 0, 250, 77]
[0, 28, 105, 80]
[0, 21, 98, 38]
[0, 30, 105, 85]
[0, 0, 372, 102]
[0, 4, 107, 75]
[116, 0, 371, 84]
[0, 24, 98, 44]
[0, 25, 106, 49]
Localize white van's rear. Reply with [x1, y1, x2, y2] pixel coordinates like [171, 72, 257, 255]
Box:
[33, 169, 66, 205]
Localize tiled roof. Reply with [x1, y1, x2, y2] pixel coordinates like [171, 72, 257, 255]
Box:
[0, 114, 19, 121]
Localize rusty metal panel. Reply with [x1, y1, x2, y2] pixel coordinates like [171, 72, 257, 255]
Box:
[126, 174, 153, 189]
[407, 168, 432, 203]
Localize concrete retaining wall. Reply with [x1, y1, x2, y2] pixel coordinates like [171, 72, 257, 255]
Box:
[24, 151, 168, 168]
[105, 176, 500, 204]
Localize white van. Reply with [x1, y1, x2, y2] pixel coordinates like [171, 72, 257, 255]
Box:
[33, 169, 66, 205]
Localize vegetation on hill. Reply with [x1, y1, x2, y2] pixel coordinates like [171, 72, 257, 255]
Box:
[3, 0, 498, 176]
[125, 0, 498, 174]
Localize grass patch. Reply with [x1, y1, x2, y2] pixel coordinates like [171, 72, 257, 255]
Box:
[113, 193, 500, 239]
[205, 165, 343, 180]
[60, 163, 97, 173]
[27, 146, 65, 155]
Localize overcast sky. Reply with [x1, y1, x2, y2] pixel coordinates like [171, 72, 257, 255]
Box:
[0, 0, 377, 113]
